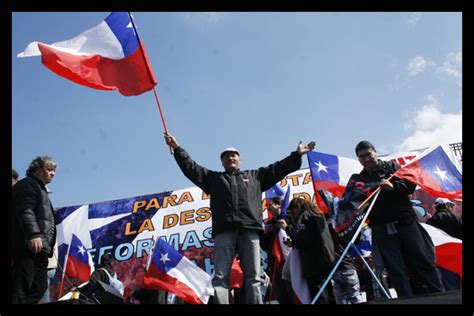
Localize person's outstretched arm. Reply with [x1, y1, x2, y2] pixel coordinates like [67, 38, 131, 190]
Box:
[164, 132, 212, 193]
[258, 140, 316, 191]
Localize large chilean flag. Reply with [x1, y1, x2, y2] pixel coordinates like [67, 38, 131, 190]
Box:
[307, 151, 362, 212]
[394, 145, 462, 200]
[17, 12, 156, 96]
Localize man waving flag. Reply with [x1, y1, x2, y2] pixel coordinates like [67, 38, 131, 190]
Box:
[18, 12, 156, 96]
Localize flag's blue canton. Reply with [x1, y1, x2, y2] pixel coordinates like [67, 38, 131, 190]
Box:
[70, 234, 89, 264]
[419, 146, 462, 193]
[105, 12, 139, 56]
[152, 238, 182, 273]
[307, 151, 340, 183]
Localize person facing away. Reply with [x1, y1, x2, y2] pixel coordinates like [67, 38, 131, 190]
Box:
[426, 198, 462, 240]
[164, 132, 315, 304]
[12, 168, 19, 186]
[12, 156, 58, 304]
[284, 198, 336, 304]
[260, 197, 292, 304]
[352, 140, 444, 298]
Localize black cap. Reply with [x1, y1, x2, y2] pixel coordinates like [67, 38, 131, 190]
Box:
[355, 140, 375, 155]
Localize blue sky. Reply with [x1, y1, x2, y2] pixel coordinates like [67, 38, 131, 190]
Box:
[12, 12, 462, 208]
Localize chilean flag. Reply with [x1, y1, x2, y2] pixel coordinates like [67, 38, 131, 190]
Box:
[143, 238, 214, 304]
[65, 234, 93, 282]
[284, 249, 311, 304]
[420, 223, 462, 278]
[229, 257, 244, 289]
[264, 183, 291, 221]
[17, 12, 157, 96]
[394, 145, 462, 200]
[307, 151, 362, 212]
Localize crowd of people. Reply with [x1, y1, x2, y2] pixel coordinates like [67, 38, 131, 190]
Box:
[11, 138, 462, 304]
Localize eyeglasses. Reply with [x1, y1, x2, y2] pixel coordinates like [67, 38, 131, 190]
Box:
[357, 152, 374, 160]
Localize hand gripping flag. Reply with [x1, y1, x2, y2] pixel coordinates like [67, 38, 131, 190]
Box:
[143, 238, 214, 304]
[65, 234, 93, 282]
[18, 12, 157, 96]
[307, 151, 362, 212]
[394, 145, 462, 200]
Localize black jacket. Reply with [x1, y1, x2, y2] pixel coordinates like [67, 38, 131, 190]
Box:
[288, 211, 336, 279]
[173, 147, 302, 237]
[355, 160, 417, 225]
[12, 176, 56, 256]
[426, 209, 462, 239]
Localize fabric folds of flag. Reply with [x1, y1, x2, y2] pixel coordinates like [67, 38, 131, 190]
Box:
[394, 145, 462, 200]
[18, 12, 157, 96]
[65, 234, 93, 282]
[420, 223, 462, 278]
[307, 151, 362, 212]
[143, 238, 214, 304]
[229, 257, 244, 289]
[284, 249, 311, 304]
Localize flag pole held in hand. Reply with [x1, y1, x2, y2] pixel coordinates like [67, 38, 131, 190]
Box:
[127, 12, 173, 154]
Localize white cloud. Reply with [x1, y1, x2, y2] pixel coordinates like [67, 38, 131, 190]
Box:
[407, 12, 423, 28]
[407, 55, 429, 77]
[401, 51, 461, 86]
[436, 52, 462, 87]
[396, 95, 462, 151]
[182, 12, 227, 25]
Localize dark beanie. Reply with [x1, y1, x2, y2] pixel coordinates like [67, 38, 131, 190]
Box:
[355, 140, 375, 154]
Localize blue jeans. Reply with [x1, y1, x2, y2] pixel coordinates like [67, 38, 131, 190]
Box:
[212, 228, 263, 304]
[40, 268, 56, 303]
[332, 269, 363, 304]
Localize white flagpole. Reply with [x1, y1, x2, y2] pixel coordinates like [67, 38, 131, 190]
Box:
[310, 189, 381, 304]
[58, 234, 74, 298]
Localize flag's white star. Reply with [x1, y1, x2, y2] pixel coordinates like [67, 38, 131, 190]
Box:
[160, 252, 171, 264]
[127, 21, 136, 36]
[314, 161, 329, 173]
[77, 245, 86, 255]
[433, 166, 448, 181]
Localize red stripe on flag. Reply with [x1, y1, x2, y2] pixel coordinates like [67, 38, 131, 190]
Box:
[66, 256, 91, 282]
[312, 180, 346, 213]
[143, 264, 206, 304]
[435, 242, 463, 278]
[38, 43, 156, 96]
